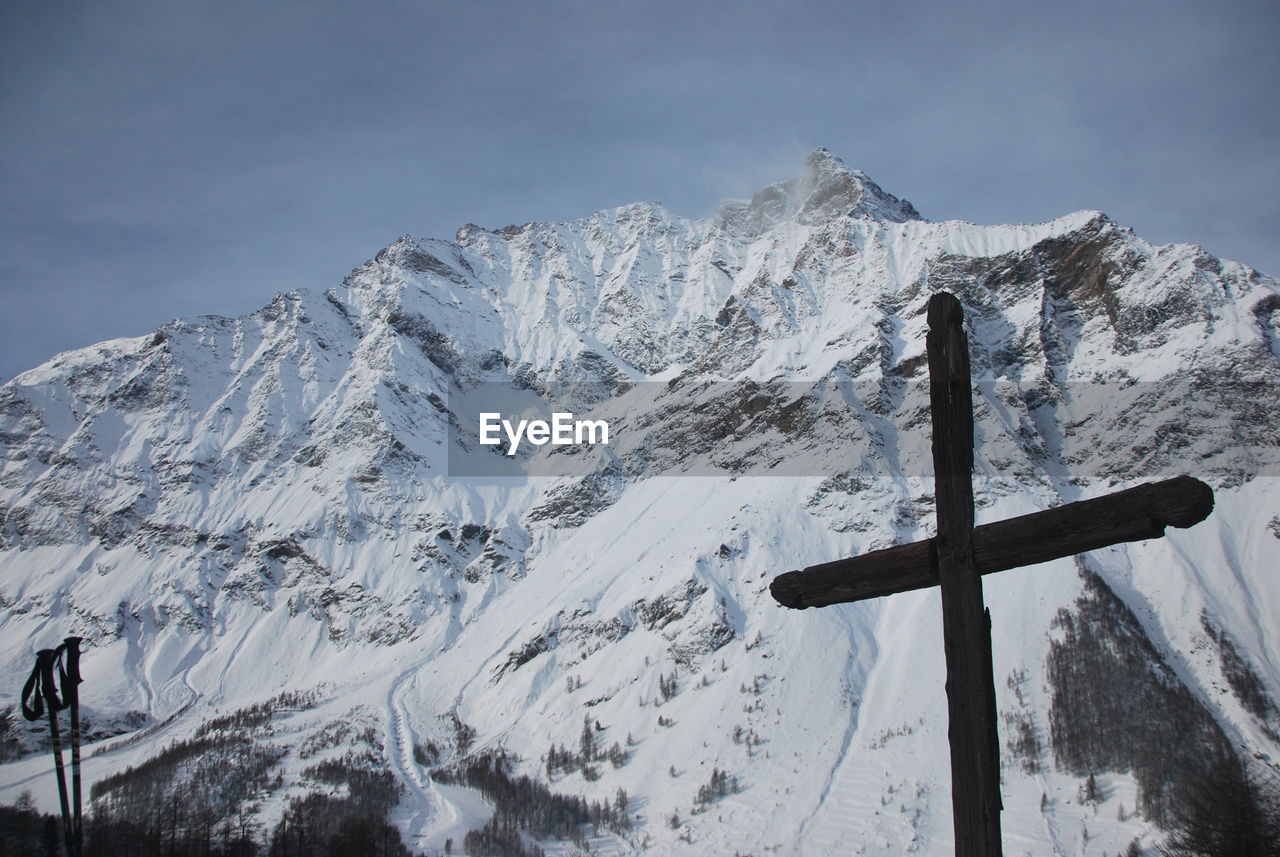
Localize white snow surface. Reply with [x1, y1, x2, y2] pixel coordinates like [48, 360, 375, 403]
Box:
[1, 149, 1279, 856]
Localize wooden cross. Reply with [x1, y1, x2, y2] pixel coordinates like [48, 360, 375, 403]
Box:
[770, 292, 1214, 857]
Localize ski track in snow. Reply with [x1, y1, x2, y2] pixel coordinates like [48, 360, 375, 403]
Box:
[1037, 778, 1070, 857]
[387, 660, 437, 850]
[793, 676, 864, 849]
[385, 654, 496, 854]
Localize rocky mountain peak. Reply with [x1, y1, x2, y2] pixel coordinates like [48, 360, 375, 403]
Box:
[796, 147, 922, 223]
[717, 148, 921, 237]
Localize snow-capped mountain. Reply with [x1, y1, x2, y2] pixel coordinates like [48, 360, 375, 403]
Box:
[2, 149, 1278, 856]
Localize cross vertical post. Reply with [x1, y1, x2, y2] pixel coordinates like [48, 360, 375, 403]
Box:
[926, 292, 1003, 857]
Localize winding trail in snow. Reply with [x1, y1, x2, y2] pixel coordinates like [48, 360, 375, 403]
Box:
[1035, 768, 1070, 857]
[793, 654, 866, 849]
[386, 662, 439, 850]
[385, 655, 494, 855]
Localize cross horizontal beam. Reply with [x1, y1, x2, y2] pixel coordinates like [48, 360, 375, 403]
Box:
[771, 474, 1213, 610]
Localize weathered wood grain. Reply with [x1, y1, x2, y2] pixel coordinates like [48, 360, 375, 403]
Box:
[927, 292, 1003, 857]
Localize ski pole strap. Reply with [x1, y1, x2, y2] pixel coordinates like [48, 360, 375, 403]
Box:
[20, 649, 62, 722]
[20, 659, 42, 721]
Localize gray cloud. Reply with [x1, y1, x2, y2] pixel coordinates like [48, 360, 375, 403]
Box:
[3, 0, 1278, 380]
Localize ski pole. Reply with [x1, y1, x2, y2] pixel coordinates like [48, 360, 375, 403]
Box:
[58, 637, 84, 857]
[21, 648, 73, 857]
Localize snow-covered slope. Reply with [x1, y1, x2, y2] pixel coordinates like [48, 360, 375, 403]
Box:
[2, 149, 1278, 856]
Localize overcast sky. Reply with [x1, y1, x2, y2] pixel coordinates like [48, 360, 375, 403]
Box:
[2, 0, 1277, 381]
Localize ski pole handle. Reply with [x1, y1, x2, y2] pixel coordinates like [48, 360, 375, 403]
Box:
[59, 637, 83, 703]
[20, 653, 46, 722]
[38, 648, 69, 713]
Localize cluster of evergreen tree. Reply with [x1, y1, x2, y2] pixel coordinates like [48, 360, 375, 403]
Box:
[0, 706, 26, 763]
[193, 690, 319, 739]
[0, 794, 61, 857]
[1046, 569, 1233, 825]
[85, 800, 262, 857]
[303, 752, 400, 800]
[87, 732, 285, 855]
[413, 741, 441, 767]
[1003, 711, 1041, 774]
[90, 734, 283, 804]
[1160, 756, 1280, 857]
[268, 751, 409, 857]
[447, 711, 476, 755]
[693, 767, 740, 809]
[7, 790, 262, 857]
[434, 749, 630, 855]
[1200, 613, 1280, 735]
[90, 746, 412, 856]
[460, 818, 547, 857]
[1046, 570, 1280, 855]
[657, 672, 678, 702]
[79, 691, 415, 857]
[267, 793, 410, 857]
[544, 716, 627, 779]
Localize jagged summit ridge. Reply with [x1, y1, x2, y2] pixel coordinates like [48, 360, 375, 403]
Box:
[448, 149, 920, 247]
[796, 147, 923, 223]
[713, 148, 921, 236]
